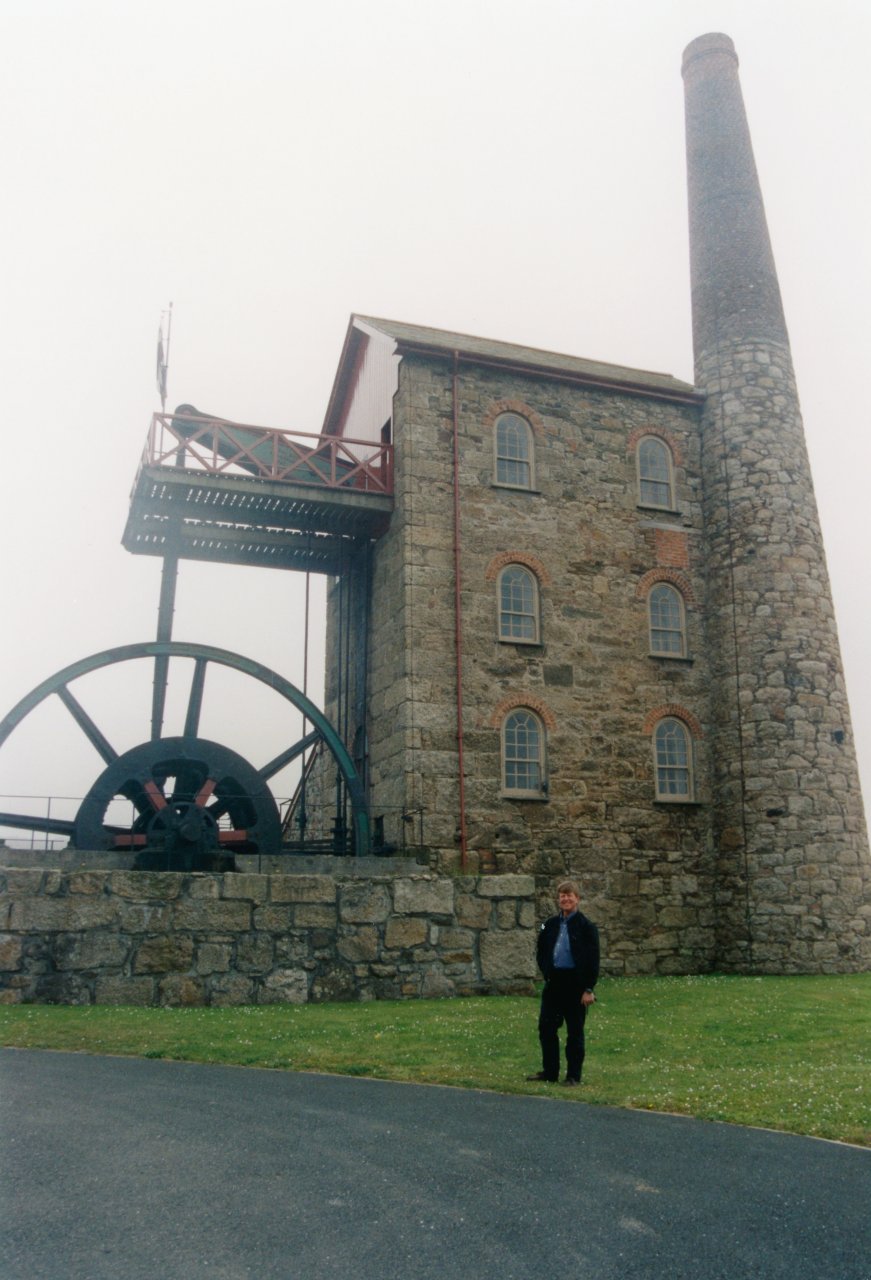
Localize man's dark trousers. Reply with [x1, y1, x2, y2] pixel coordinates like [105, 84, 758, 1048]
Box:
[538, 971, 587, 1081]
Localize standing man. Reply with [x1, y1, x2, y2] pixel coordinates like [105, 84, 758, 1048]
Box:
[526, 879, 599, 1086]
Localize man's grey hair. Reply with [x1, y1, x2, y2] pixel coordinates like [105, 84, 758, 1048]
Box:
[557, 879, 580, 898]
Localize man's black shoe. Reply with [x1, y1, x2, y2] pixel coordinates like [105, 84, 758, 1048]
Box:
[562, 1077, 581, 1086]
[525, 1071, 557, 1082]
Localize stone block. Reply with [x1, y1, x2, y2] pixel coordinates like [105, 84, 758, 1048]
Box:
[339, 883, 391, 924]
[67, 872, 108, 895]
[172, 900, 251, 932]
[275, 934, 311, 964]
[384, 918, 428, 950]
[336, 928, 380, 963]
[609, 872, 640, 896]
[53, 932, 130, 971]
[432, 926, 473, 957]
[185, 875, 220, 899]
[222, 874, 269, 902]
[421, 971, 456, 998]
[310, 966, 357, 1002]
[133, 935, 194, 974]
[236, 932, 274, 972]
[118, 903, 173, 933]
[270, 876, 336, 904]
[34, 973, 91, 1005]
[252, 905, 293, 931]
[158, 975, 206, 1007]
[495, 901, 517, 929]
[455, 894, 492, 929]
[95, 976, 155, 1006]
[3, 869, 44, 895]
[10, 897, 118, 932]
[656, 907, 696, 928]
[518, 901, 536, 928]
[479, 928, 536, 981]
[196, 943, 232, 975]
[294, 904, 338, 927]
[259, 968, 309, 1004]
[476, 874, 535, 899]
[393, 877, 454, 916]
[209, 975, 256, 1006]
[110, 872, 182, 900]
[0, 934, 23, 970]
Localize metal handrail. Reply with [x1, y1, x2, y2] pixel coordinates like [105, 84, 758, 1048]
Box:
[137, 411, 394, 495]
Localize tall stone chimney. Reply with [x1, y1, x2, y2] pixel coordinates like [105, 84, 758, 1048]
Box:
[682, 33, 870, 972]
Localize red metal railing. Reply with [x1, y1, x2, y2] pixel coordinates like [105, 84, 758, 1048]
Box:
[137, 410, 393, 495]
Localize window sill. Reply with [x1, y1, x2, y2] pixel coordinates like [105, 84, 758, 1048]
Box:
[648, 652, 693, 664]
[636, 504, 681, 516]
[498, 637, 542, 647]
[491, 484, 541, 495]
[501, 790, 549, 802]
[653, 797, 702, 806]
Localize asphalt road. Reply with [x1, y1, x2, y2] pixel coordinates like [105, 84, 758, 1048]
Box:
[1, 1048, 869, 1280]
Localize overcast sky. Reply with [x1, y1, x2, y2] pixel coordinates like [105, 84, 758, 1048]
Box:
[1, 0, 869, 838]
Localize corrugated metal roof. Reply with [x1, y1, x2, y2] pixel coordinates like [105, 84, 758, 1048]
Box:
[353, 315, 700, 400]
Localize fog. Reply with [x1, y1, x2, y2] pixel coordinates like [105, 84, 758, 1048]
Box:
[1, 0, 868, 840]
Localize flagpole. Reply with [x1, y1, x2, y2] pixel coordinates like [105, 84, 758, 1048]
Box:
[157, 300, 173, 414]
[164, 301, 173, 407]
[153, 298, 178, 738]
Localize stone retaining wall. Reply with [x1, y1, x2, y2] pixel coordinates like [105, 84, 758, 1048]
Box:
[0, 866, 537, 1006]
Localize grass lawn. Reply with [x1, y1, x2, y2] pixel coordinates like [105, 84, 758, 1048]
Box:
[2, 974, 869, 1146]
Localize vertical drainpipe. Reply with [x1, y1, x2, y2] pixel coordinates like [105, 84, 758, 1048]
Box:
[452, 352, 469, 868]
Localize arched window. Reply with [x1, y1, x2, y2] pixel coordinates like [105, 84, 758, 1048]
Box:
[502, 708, 546, 796]
[498, 565, 540, 643]
[495, 413, 534, 489]
[648, 583, 686, 656]
[653, 717, 693, 801]
[637, 436, 674, 509]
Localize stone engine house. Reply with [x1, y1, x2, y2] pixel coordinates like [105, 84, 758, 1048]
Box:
[311, 34, 870, 975]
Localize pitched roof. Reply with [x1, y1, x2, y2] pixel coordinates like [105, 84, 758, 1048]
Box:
[354, 314, 700, 401]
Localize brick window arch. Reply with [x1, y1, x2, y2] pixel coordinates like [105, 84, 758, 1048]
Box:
[627, 425, 684, 466]
[483, 399, 545, 435]
[485, 551, 552, 585]
[489, 694, 557, 732]
[635, 568, 695, 603]
[642, 705, 703, 737]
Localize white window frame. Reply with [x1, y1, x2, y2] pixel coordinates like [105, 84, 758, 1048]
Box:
[653, 717, 694, 802]
[498, 565, 541, 644]
[648, 583, 687, 657]
[501, 708, 547, 798]
[494, 413, 535, 490]
[637, 435, 675, 510]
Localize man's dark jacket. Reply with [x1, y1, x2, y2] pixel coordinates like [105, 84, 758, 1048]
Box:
[536, 911, 600, 989]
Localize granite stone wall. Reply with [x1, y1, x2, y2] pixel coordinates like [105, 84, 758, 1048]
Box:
[0, 865, 537, 1006]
